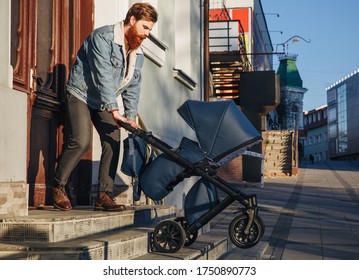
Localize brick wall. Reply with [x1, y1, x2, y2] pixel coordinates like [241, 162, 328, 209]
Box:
[216, 156, 243, 183]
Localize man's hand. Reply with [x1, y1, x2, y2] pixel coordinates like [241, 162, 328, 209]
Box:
[111, 110, 139, 129]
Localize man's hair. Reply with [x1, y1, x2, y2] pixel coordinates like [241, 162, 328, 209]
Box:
[124, 3, 158, 25]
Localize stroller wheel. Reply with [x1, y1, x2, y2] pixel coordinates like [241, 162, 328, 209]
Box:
[153, 220, 186, 253]
[174, 217, 198, 246]
[228, 214, 264, 249]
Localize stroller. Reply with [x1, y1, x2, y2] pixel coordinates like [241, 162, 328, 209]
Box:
[119, 100, 265, 253]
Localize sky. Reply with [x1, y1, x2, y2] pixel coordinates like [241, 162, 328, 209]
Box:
[260, 0, 359, 111]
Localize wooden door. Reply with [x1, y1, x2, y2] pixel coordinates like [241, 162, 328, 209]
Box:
[11, 0, 94, 208]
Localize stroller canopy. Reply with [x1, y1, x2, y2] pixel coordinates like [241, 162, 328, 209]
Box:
[177, 100, 262, 162]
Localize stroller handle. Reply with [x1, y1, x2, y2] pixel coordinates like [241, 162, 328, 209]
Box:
[118, 120, 197, 171]
[117, 120, 169, 149]
[117, 120, 141, 135]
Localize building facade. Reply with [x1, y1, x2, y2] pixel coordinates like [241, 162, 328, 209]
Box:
[208, 0, 276, 182]
[0, 0, 204, 216]
[301, 106, 328, 162]
[1, 0, 276, 216]
[327, 69, 359, 160]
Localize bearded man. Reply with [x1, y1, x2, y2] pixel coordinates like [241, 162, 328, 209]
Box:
[52, 3, 158, 211]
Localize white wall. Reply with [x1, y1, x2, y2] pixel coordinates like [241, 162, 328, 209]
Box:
[91, 0, 204, 210]
[0, 87, 28, 182]
[94, 0, 128, 28]
[0, 0, 28, 183]
[137, 0, 203, 209]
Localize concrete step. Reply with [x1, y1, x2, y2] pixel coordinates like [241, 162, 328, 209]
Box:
[266, 136, 288, 142]
[264, 168, 292, 174]
[264, 159, 292, 166]
[265, 159, 291, 163]
[265, 150, 286, 155]
[0, 226, 152, 260]
[0, 204, 266, 260]
[264, 170, 292, 177]
[134, 208, 247, 260]
[0, 205, 177, 260]
[266, 131, 293, 136]
[134, 228, 230, 260]
[265, 137, 291, 143]
[0, 220, 263, 260]
[0, 208, 238, 260]
[264, 166, 292, 171]
[265, 145, 290, 151]
[0, 205, 176, 244]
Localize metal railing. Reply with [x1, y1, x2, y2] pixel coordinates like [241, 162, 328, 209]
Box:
[209, 20, 251, 71]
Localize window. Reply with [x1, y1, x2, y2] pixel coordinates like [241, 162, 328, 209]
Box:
[210, 0, 226, 9]
[337, 84, 348, 153]
[328, 106, 337, 122]
[329, 123, 337, 139]
[327, 88, 336, 106]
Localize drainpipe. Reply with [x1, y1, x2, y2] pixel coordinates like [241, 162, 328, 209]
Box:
[203, 0, 209, 101]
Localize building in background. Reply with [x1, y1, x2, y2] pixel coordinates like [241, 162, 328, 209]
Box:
[275, 54, 307, 131]
[301, 105, 328, 162]
[327, 69, 359, 160]
[208, 0, 274, 102]
[208, 0, 278, 182]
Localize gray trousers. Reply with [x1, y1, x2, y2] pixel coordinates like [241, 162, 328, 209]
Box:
[54, 93, 121, 193]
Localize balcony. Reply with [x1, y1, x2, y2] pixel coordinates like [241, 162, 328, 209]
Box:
[209, 20, 251, 103]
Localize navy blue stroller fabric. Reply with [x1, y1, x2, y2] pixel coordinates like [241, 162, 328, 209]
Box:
[121, 134, 149, 177]
[140, 137, 207, 201]
[121, 134, 155, 201]
[177, 100, 262, 165]
[139, 100, 262, 207]
[185, 178, 219, 225]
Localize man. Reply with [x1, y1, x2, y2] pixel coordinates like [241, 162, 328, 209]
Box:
[52, 3, 158, 211]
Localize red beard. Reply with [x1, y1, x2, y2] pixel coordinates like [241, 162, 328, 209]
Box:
[126, 25, 145, 50]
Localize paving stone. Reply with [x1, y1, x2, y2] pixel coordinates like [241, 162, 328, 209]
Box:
[323, 245, 359, 260]
[281, 243, 323, 260]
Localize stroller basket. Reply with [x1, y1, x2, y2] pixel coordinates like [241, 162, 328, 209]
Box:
[118, 100, 265, 253]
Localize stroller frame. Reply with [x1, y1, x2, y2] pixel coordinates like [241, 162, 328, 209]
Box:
[119, 120, 265, 253]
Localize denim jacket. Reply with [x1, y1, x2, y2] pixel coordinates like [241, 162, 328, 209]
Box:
[67, 21, 144, 120]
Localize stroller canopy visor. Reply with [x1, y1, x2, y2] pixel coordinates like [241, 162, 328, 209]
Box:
[177, 100, 262, 162]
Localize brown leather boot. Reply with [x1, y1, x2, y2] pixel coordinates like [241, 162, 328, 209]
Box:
[95, 191, 126, 211]
[52, 186, 72, 211]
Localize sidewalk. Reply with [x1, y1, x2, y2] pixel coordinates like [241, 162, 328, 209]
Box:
[218, 160, 359, 260]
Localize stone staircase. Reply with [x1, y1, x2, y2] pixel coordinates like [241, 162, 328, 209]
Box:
[263, 130, 295, 177]
[0, 204, 239, 260]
